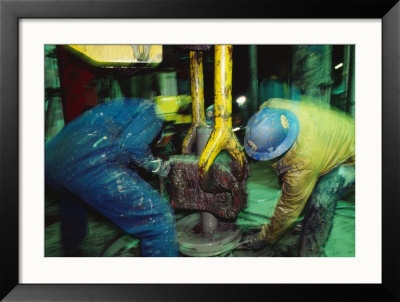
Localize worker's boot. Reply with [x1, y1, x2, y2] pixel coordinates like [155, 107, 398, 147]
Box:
[242, 232, 267, 250]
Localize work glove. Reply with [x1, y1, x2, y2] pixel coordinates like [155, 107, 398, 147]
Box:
[149, 158, 171, 178]
[241, 232, 267, 250]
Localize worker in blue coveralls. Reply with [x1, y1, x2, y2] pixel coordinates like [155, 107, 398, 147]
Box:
[45, 98, 179, 257]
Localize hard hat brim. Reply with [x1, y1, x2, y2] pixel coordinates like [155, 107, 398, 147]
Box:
[244, 110, 300, 161]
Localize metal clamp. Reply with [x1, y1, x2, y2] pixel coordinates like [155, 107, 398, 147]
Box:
[198, 45, 246, 188]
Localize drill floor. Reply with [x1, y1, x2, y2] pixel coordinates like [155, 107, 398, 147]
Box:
[45, 160, 355, 257]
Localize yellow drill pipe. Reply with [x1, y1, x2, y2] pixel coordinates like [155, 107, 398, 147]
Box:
[182, 51, 206, 154]
[199, 45, 246, 186]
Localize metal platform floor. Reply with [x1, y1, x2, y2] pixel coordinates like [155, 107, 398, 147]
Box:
[45, 160, 355, 257]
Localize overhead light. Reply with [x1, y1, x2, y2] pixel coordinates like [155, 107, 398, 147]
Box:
[334, 63, 343, 69]
[233, 127, 241, 132]
[236, 96, 246, 105]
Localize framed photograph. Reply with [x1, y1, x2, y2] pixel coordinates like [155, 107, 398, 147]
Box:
[1, 0, 399, 301]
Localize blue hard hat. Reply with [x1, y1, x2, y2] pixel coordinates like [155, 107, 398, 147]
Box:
[244, 107, 300, 161]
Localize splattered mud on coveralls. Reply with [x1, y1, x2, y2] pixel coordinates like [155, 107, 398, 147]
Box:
[260, 99, 355, 256]
[45, 98, 179, 257]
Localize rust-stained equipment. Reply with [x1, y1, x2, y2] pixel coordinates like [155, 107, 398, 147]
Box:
[169, 150, 247, 256]
[198, 45, 247, 189]
[169, 155, 248, 220]
[180, 50, 220, 235]
[169, 45, 249, 256]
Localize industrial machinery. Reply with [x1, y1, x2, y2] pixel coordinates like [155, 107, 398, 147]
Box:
[67, 44, 163, 67]
[168, 45, 249, 256]
[55, 44, 249, 257]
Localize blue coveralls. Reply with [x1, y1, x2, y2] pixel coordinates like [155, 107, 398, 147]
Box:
[45, 98, 179, 257]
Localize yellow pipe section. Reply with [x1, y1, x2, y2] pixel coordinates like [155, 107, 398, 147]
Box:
[182, 51, 206, 154]
[199, 45, 246, 186]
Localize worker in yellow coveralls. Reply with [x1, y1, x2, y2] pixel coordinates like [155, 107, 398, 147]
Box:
[243, 98, 355, 256]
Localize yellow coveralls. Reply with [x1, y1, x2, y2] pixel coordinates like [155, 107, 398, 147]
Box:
[258, 99, 355, 244]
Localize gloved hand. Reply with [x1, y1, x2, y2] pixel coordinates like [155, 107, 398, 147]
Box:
[156, 160, 171, 177]
[242, 232, 267, 250]
[149, 158, 171, 177]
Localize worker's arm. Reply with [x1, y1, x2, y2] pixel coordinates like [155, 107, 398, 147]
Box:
[260, 161, 319, 244]
[118, 101, 166, 173]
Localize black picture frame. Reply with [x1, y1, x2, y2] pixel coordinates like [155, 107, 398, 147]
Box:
[1, 0, 399, 301]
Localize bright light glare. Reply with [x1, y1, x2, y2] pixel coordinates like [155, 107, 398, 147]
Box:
[236, 96, 246, 105]
[232, 127, 241, 132]
[334, 63, 343, 69]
